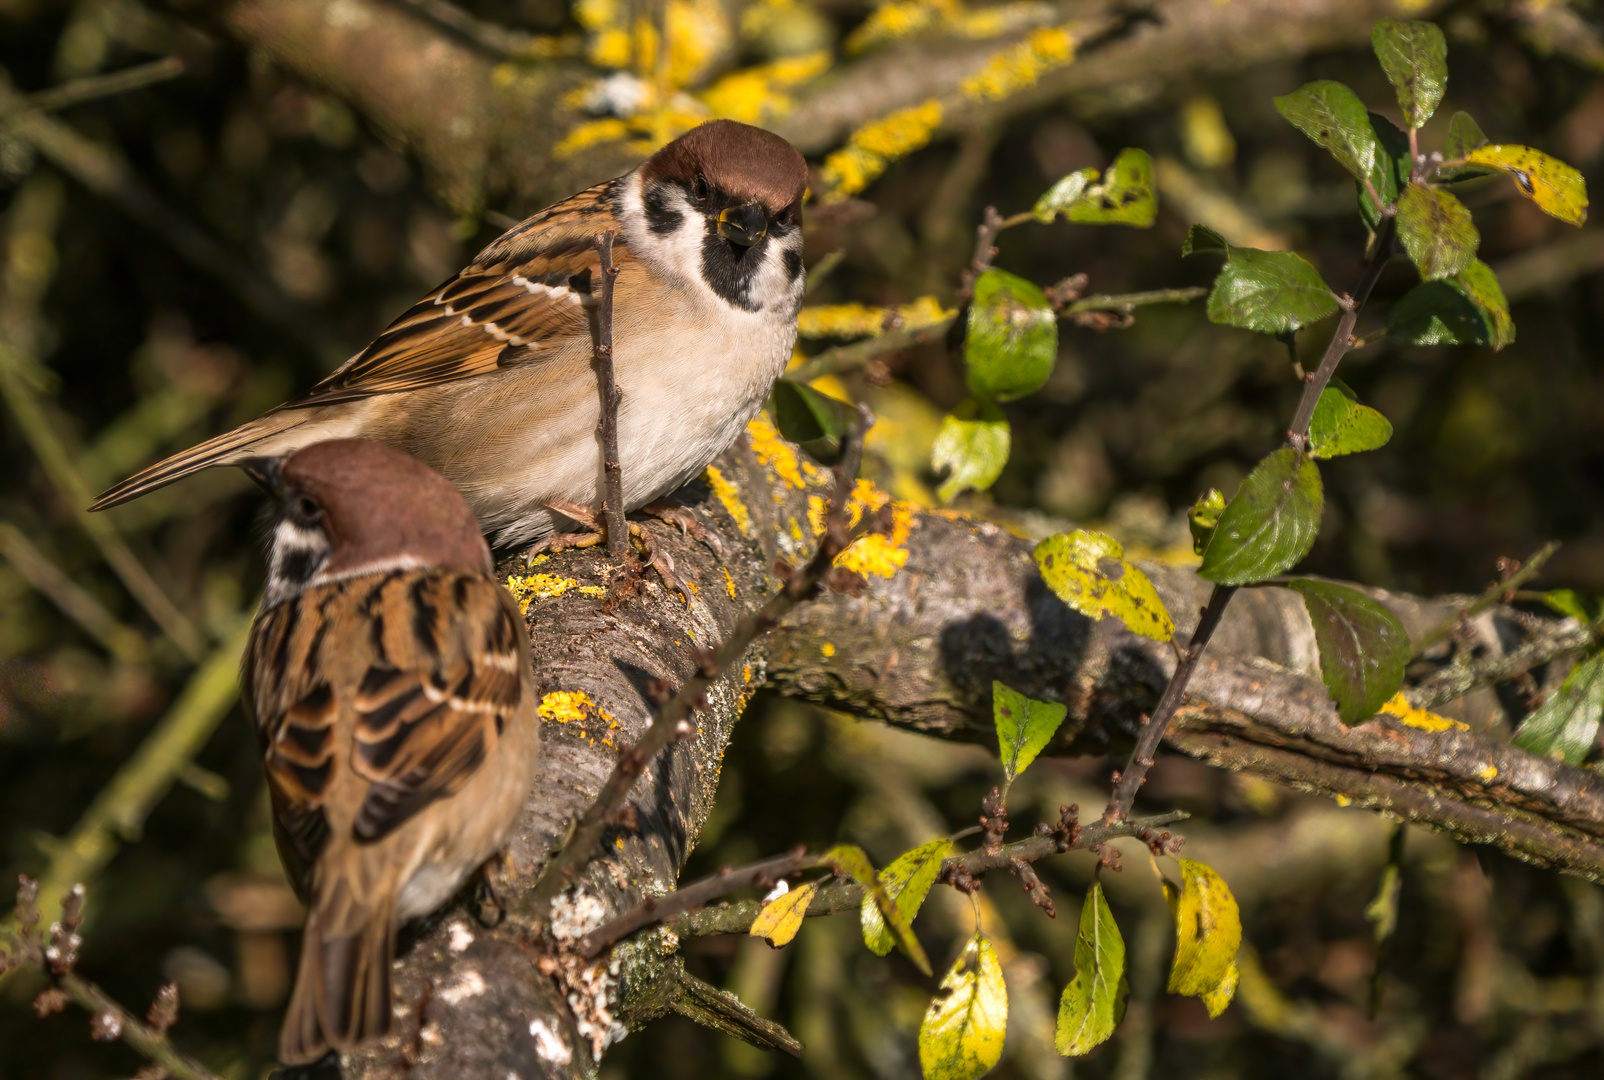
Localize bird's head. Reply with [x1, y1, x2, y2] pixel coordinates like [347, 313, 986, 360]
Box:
[631, 120, 809, 313]
[251, 439, 490, 609]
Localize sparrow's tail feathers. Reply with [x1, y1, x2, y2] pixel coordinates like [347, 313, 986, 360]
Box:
[279, 882, 397, 1066]
[89, 412, 310, 512]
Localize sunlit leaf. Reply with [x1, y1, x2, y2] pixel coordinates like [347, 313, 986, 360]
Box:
[1206, 248, 1340, 335]
[750, 881, 816, 947]
[1387, 258, 1514, 350]
[861, 839, 952, 957]
[823, 844, 931, 974]
[965, 269, 1057, 402]
[1200, 963, 1239, 1019]
[1444, 111, 1488, 160]
[1189, 488, 1225, 555]
[1308, 383, 1392, 459]
[1032, 167, 1098, 223]
[1165, 860, 1241, 1004]
[1033, 530, 1175, 642]
[1283, 578, 1409, 725]
[1371, 18, 1447, 129]
[1541, 589, 1599, 624]
[1513, 652, 1604, 766]
[932, 398, 1010, 502]
[1395, 183, 1479, 281]
[1055, 882, 1127, 1056]
[1062, 148, 1157, 227]
[991, 681, 1069, 788]
[1462, 145, 1589, 226]
[1198, 449, 1324, 585]
[919, 935, 1007, 1080]
[1273, 80, 1376, 181]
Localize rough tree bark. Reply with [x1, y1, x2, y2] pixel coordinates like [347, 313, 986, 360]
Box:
[319, 419, 1604, 1080]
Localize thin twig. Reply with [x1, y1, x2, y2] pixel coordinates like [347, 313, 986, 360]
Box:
[56, 973, 221, 1080]
[1063, 287, 1208, 314]
[1414, 609, 1595, 710]
[956, 205, 1006, 302]
[390, 0, 562, 58]
[531, 409, 879, 910]
[1412, 541, 1560, 656]
[592, 232, 626, 558]
[0, 522, 147, 663]
[12, 58, 186, 118]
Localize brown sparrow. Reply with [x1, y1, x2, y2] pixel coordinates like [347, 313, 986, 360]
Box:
[91, 120, 809, 549]
[241, 438, 539, 1064]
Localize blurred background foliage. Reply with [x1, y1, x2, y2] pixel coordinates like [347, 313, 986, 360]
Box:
[2, 0, 1604, 1077]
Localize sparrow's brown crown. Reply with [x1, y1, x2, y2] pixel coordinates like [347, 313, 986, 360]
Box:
[641, 120, 808, 215]
[278, 439, 491, 579]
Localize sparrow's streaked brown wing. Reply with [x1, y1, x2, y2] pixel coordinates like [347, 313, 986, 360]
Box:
[245, 569, 527, 882]
[279, 182, 632, 408]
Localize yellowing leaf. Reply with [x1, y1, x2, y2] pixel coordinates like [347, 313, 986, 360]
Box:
[1462, 145, 1588, 226]
[1165, 859, 1242, 1001]
[861, 838, 952, 956]
[1033, 530, 1174, 642]
[750, 881, 817, 947]
[932, 398, 1010, 502]
[824, 844, 932, 974]
[919, 935, 1007, 1080]
[1055, 882, 1127, 1055]
[1200, 962, 1238, 1018]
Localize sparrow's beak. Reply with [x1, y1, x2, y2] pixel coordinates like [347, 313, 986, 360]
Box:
[239, 456, 284, 496]
[716, 202, 768, 248]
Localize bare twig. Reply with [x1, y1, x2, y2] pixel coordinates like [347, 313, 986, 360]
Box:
[1412, 542, 1560, 656]
[591, 232, 627, 558]
[0, 522, 147, 663]
[389, 0, 566, 58]
[11, 58, 186, 118]
[531, 409, 879, 910]
[1414, 607, 1595, 710]
[956, 205, 1006, 302]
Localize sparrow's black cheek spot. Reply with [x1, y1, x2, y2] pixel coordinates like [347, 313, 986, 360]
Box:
[642, 184, 683, 236]
[700, 231, 764, 312]
[783, 247, 803, 283]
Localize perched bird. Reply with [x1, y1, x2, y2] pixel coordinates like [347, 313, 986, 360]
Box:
[91, 120, 810, 550]
[242, 439, 539, 1064]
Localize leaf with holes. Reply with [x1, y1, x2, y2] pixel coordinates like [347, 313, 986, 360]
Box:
[861, 838, 951, 957]
[750, 881, 816, 947]
[932, 399, 1010, 502]
[1308, 383, 1392, 459]
[1165, 860, 1241, 1009]
[1513, 652, 1604, 766]
[1062, 148, 1157, 227]
[919, 935, 1007, 1080]
[1206, 248, 1340, 335]
[965, 269, 1057, 403]
[991, 681, 1069, 790]
[1387, 258, 1514, 350]
[1395, 184, 1479, 281]
[1273, 80, 1376, 181]
[1283, 578, 1409, 724]
[824, 844, 931, 974]
[1198, 449, 1323, 585]
[1032, 167, 1098, 223]
[1055, 882, 1127, 1056]
[1371, 18, 1447, 129]
[1033, 529, 1174, 642]
[1462, 145, 1589, 226]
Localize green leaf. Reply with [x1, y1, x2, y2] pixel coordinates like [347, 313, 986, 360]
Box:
[964, 269, 1057, 402]
[991, 681, 1069, 789]
[1371, 18, 1447, 129]
[772, 380, 855, 461]
[1386, 258, 1514, 350]
[919, 935, 1007, 1080]
[1395, 184, 1479, 281]
[1462, 145, 1589, 226]
[1033, 530, 1175, 642]
[1062, 148, 1157, 227]
[823, 844, 932, 974]
[1032, 167, 1098, 223]
[1308, 383, 1393, 459]
[932, 398, 1010, 502]
[1273, 80, 1376, 181]
[1513, 652, 1604, 766]
[1541, 589, 1599, 624]
[1206, 248, 1339, 335]
[750, 880, 816, 947]
[861, 839, 951, 957]
[1444, 111, 1488, 159]
[1181, 223, 1228, 257]
[1283, 578, 1409, 725]
[1165, 859, 1241, 1006]
[1360, 112, 1412, 229]
[1198, 449, 1324, 585]
[1189, 488, 1225, 555]
[1055, 882, 1127, 1056]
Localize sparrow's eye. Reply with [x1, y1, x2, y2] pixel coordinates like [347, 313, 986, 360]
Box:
[295, 495, 323, 522]
[692, 175, 710, 203]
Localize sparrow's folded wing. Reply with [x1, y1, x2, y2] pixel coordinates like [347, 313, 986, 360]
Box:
[283, 184, 630, 408]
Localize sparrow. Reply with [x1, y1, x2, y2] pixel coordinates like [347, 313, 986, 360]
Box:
[241, 438, 539, 1064]
[90, 120, 810, 550]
